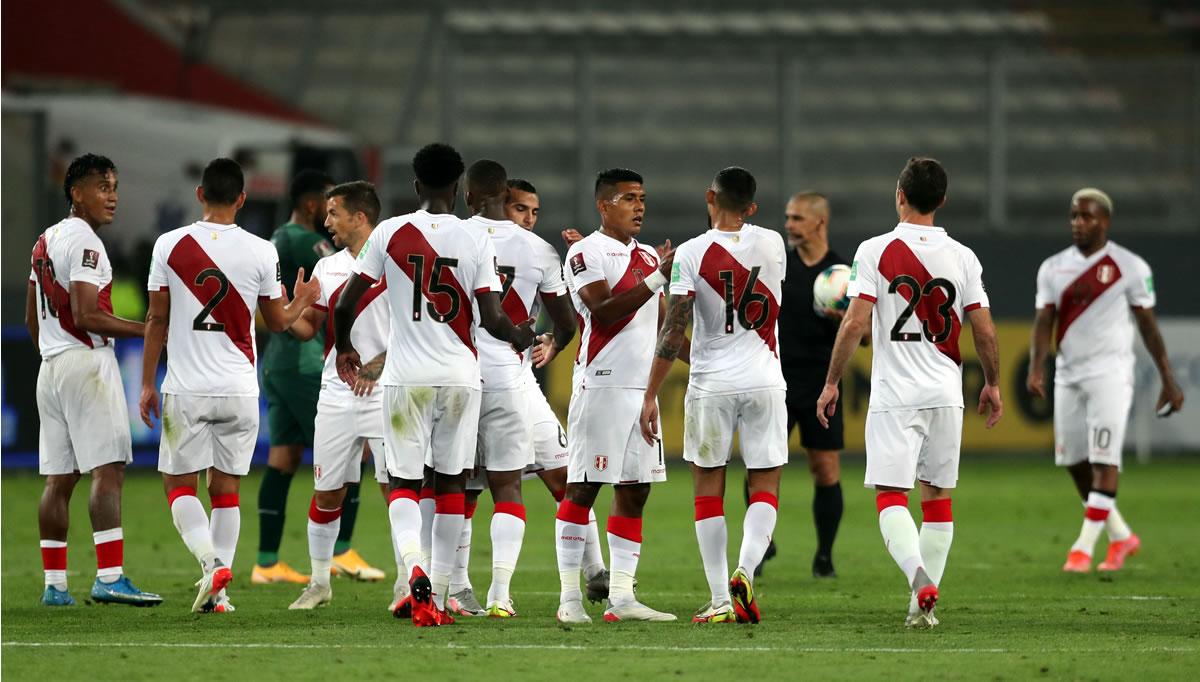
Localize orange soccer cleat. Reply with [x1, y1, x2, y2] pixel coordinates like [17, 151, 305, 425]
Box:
[1062, 550, 1092, 573]
[1097, 534, 1141, 572]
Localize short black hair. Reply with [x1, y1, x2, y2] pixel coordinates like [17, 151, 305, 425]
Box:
[898, 157, 948, 215]
[63, 153, 117, 205]
[327, 181, 381, 225]
[712, 166, 756, 212]
[507, 178, 537, 195]
[412, 143, 464, 190]
[595, 168, 643, 200]
[466, 159, 508, 198]
[201, 157, 245, 205]
[290, 169, 334, 210]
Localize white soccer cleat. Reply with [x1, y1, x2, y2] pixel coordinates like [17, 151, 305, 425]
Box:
[192, 565, 232, 613]
[691, 600, 736, 624]
[208, 593, 236, 613]
[603, 600, 677, 622]
[556, 599, 592, 624]
[388, 575, 410, 613]
[905, 593, 939, 629]
[447, 587, 485, 616]
[288, 582, 332, 610]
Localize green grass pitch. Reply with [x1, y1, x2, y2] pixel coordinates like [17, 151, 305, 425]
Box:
[3, 455, 1198, 680]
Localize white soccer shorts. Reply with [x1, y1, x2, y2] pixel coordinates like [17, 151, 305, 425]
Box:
[526, 384, 569, 473]
[157, 394, 259, 476]
[36, 346, 132, 475]
[567, 386, 666, 485]
[383, 385, 481, 481]
[312, 391, 388, 491]
[477, 389, 536, 472]
[1054, 375, 1134, 470]
[864, 407, 963, 490]
[683, 389, 789, 470]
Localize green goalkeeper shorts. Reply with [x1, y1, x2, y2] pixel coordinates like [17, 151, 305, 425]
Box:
[263, 368, 321, 447]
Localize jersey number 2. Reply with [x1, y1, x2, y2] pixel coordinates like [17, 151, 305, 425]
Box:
[718, 266, 769, 333]
[192, 268, 230, 332]
[888, 275, 956, 343]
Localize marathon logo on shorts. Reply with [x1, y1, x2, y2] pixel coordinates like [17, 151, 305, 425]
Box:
[314, 465, 323, 480]
[570, 252, 587, 276]
[594, 455, 608, 471]
[1097, 264, 1116, 285]
[594, 369, 611, 376]
[81, 249, 99, 269]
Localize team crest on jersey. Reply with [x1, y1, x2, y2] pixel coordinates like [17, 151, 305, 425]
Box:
[1096, 264, 1116, 284]
[594, 456, 608, 471]
[570, 252, 587, 275]
[81, 249, 99, 269]
[637, 250, 656, 267]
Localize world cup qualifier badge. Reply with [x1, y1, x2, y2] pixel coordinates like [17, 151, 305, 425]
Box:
[81, 249, 99, 269]
[594, 455, 608, 471]
[570, 252, 587, 276]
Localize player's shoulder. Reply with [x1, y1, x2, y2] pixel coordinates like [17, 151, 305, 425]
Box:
[314, 248, 352, 273]
[566, 230, 601, 258]
[674, 231, 711, 259]
[746, 223, 785, 246]
[942, 233, 981, 262]
[152, 222, 199, 252]
[1107, 241, 1150, 271]
[52, 217, 103, 248]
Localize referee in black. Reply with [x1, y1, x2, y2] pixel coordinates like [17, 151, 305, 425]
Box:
[746, 191, 852, 578]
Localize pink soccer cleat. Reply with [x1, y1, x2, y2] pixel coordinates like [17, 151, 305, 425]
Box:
[1062, 550, 1092, 573]
[1097, 534, 1141, 572]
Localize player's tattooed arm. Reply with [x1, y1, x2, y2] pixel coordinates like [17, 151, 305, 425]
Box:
[354, 351, 386, 397]
[967, 306, 1003, 428]
[655, 294, 693, 362]
[1025, 305, 1056, 398]
[1132, 306, 1185, 416]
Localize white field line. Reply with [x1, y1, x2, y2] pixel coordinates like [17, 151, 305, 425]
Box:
[2, 641, 1196, 654]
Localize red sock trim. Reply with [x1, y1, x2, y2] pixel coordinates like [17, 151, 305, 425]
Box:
[166, 486, 197, 507]
[607, 515, 643, 543]
[419, 487, 435, 501]
[41, 546, 67, 571]
[388, 488, 419, 504]
[555, 499, 591, 525]
[694, 495, 724, 521]
[494, 502, 527, 521]
[95, 539, 123, 569]
[921, 498, 953, 523]
[210, 493, 240, 509]
[435, 493, 465, 515]
[552, 489, 565, 502]
[465, 501, 478, 520]
[876, 491, 909, 513]
[308, 497, 343, 524]
[748, 492, 779, 509]
[1085, 506, 1110, 522]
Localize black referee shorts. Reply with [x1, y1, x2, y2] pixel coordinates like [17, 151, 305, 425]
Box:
[784, 368, 844, 452]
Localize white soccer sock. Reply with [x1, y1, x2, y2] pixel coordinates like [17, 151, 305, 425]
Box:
[419, 489, 435, 568]
[487, 503, 526, 605]
[387, 491, 425, 577]
[389, 506, 406, 576]
[93, 528, 123, 583]
[1105, 505, 1132, 542]
[307, 499, 342, 587]
[582, 508, 606, 579]
[1072, 491, 1115, 556]
[694, 496, 730, 604]
[430, 494, 466, 610]
[554, 499, 589, 603]
[919, 498, 954, 586]
[449, 512, 473, 593]
[877, 493, 924, 587]
[738, 493, 779, 577]
[607, 516, 643, 607]
[169, 489, 219, 573]
[209, 494, 240, 572]
[40, 540, 68, 589]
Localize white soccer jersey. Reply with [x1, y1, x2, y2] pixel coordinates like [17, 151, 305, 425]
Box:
[147, 221, 282, 397]
[1035, 241, 1154, 385]
[465, 216, 568, 392]
[311, 248, 390, 400]
[29, 217, 115, 359]
[847, 222, 989, 411]
[352, 210, 502, 388]
[565, 230, 662, 392]
[669, 224, 787, 396]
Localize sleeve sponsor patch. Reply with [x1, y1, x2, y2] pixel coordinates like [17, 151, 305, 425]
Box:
[849, 260, 858, 281]
[569, 252, 587, 276]
[1145, 275, 1154, 293]
[670, 261, 681, 283]
[82, 249, 99, 269]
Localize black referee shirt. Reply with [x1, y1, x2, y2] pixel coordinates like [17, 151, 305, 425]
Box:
[779, 246, 847, 374]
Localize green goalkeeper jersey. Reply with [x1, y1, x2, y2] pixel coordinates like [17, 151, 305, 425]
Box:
[262, 222, 336, 375]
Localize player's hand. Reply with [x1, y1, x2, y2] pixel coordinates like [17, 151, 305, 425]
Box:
[510, 317, 537, 352]
[657, 244, 676, 278]
[561, 229, 583, 247]
[354, 354, 385, 396]
[815, 383, 839, 429]
[1025, 369, 1046, 399]
[654, 239, 673, 260]
[139, 386, 160, 428]
[1156, 379, 1185, 418]
[292, 267, 321, 307]
[639, 394, 660, 445]
[533, 333, 559, 368]
[978, 384, 1003, 428]
[336, 349, 362, 386]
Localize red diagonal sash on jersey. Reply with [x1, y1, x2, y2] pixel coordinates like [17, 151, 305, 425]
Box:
[584, 247, 657, 366]
[387, 223, 477, 355]
[1056, 254, 1122, 346]
[697, 242, 780, 355]
[167, 234, 255, 365]
[878, 238, 963, 365]
[32, 235, 93, 347]
[498, 270, 530, 360]
[323, 276, 388, 358]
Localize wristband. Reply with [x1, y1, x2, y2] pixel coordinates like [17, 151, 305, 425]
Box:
[642, 269, 667, 293]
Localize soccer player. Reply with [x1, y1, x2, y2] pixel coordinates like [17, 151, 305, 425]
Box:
[256, 171, 383, 585]
[285, 181, 394, 609]
[554, 168, 677, 624]
[817, 157, 1003, 628]
[640, 167, 786, 624]
[28, 153, 161, 607]
[140, 158, 321, 612]
[458, 162, 577, 618]
[333, 143, 536, 627]
[1026, 188, 1185, 573]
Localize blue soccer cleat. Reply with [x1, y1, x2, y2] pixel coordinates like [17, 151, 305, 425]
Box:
[40, 585, 76, 606]
[91, 576, 163, 607]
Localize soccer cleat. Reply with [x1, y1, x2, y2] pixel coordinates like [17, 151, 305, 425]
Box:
[1062, 550, 1092, 573]
[691, 600, 736, 624]
[603, 600, 677, 622]
[812, 553, 837, 579]
[192, 565, 233, 613]
[288, 582, 333, 610]
[754, 539, 778, 578]
[556, 599, 592, 624]
[391, 595, 413, 619]
[447, 587, 485, 616]
[388, 575, 411, 613]
[205, 593, 236, 613]
[915, 583, 939, 613]
[585, 569, 610, 603]
[331, 549, 385, 582]
[40, 585, 76, 607]
[90, 576, 163, 607]
[905, 610, 939, 629]
[729, 567, 760, 624]
[1098, 534, 1141, 572]
[251, 561, 310, 585]
[412, 602, 455, 627]
[485, 599, 517, 618]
